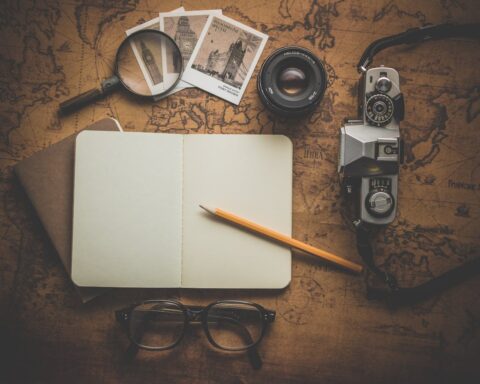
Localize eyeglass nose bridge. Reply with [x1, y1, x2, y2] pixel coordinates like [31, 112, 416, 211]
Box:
[185, 308, 205, 322]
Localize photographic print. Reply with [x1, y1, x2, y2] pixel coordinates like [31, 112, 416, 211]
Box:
[159, 10, 222, 97]
[128, 33, 164, 88]
[182, 15, 268, 105]
[160, 10, 222, 75]
[125, 7, 184, 95]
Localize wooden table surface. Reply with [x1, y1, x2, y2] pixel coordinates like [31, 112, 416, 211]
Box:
[1, 1, 479, 383]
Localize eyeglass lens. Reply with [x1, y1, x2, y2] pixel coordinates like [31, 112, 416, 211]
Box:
[206, 302, 264, 350]
[130, 301, 185, 349]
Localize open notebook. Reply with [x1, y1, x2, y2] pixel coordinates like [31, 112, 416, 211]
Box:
[72, 131, 292, 288]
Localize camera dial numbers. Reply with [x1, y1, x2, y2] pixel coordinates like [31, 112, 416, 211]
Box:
[365, 177, 395, 218]
[365, 93, 394, 126]
[366, 190, 395, 217]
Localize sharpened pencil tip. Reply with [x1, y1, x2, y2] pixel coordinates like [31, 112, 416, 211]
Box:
[199, 204, 215, 215]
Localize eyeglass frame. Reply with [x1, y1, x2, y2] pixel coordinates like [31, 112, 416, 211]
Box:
[115, 299, 276, 352]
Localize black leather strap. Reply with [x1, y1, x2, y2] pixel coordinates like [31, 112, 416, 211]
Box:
[357, 23, 480, 72]
[354, 220, 480, 305]
[354, 220, 399, 293]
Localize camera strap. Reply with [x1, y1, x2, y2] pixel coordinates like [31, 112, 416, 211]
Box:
[353, 220, 480, 305]
[357, 23, 480, 72]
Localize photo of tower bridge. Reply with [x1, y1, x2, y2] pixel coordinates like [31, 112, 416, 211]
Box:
[191, 19, 263, 89]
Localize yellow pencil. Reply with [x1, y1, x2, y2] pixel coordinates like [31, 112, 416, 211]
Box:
[200, 205, 363, 274]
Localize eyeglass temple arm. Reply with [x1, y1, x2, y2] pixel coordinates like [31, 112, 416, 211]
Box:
[119, 305, 276, 323]
[184, 305, 276, 323]
[115, 307, 143, 361]
[208, 314, 264, 370]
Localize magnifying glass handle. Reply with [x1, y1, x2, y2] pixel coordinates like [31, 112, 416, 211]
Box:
[59, 76, 120, 115]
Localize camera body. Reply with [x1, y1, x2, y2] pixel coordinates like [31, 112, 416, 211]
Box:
[338, 66, 404, 225]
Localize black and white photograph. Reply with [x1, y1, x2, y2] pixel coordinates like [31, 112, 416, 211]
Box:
[159, 9, 222, 95]
[182, 15, 268, 104]
[160, 10, 222, 74]
[126, 7, 184, 95]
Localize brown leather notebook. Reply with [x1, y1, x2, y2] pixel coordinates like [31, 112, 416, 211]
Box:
[14, 118, 122, 302]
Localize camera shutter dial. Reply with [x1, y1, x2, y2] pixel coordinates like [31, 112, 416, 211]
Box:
[365, 93, 394, 126]
[366, 190, 395, 217]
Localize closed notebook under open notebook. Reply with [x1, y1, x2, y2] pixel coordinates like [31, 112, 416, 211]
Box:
[14, 118, 122, 302]
[71, 131, 292, 288]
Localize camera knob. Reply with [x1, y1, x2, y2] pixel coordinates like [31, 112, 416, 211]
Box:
[366, 191, 394, 217]
[375, 77, 392, 93]
[365, 94, 394, 127]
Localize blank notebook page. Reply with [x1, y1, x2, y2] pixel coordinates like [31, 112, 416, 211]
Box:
[71, 131, 183, 287]
[181, 135, 292, 288]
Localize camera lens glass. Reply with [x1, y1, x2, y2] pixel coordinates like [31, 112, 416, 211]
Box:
[277, 67, 307, 95]
[257, 46, 327, 117]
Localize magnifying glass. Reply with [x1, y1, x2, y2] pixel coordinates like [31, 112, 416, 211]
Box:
[59, 30, 182, 115]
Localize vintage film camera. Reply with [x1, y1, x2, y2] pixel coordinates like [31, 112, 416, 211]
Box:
[337, 24, 480, 303]
[338, 66, 404, 225]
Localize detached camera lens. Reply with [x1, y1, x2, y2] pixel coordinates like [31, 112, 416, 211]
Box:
[257, 46, 327, 117]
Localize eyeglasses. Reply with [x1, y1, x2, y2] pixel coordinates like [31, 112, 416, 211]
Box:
[115, 300, 276, 369]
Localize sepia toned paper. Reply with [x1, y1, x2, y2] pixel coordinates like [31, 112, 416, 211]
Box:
[182, 15, 268, 105]
[125, 7, 184, 96]
[159, 9, 222, 95]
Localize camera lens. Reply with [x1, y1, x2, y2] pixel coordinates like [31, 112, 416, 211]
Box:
[277, 67, 307, 95]
[257, 46, 327, 117]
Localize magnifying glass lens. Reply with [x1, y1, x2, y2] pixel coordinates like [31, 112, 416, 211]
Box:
[116, 30, 182, 97]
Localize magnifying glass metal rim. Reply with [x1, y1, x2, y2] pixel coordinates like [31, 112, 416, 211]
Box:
[114, 29, 184, 98]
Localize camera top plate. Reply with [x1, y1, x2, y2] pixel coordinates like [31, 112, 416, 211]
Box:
[361, 67, 403, 129]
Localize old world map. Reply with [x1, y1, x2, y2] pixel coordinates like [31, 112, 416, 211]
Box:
[0, 1, 479, 383]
